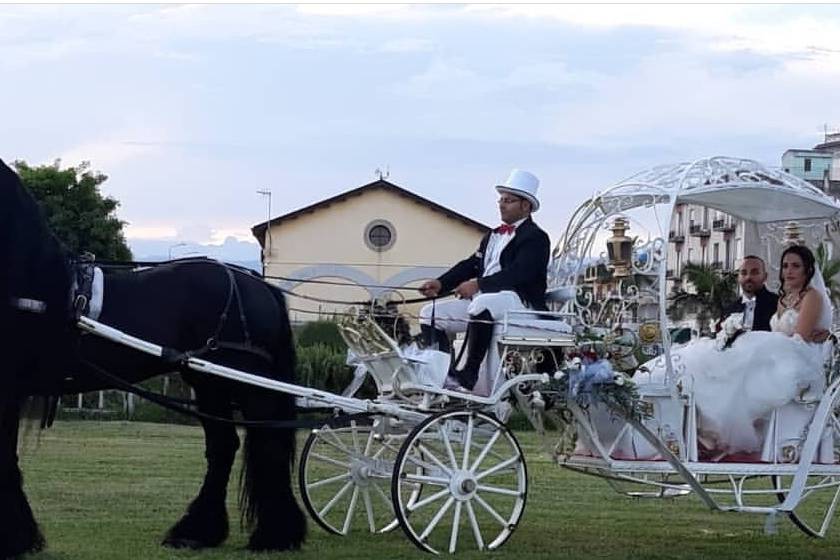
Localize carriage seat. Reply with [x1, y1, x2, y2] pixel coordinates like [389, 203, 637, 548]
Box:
[590, 337, 839, 463]
[495, 309, 575, 344]
[495, 286, 577, 344]
[461, 310, 576, 398]
[759, 336, 837, 464]
[338, 317, 450, 399]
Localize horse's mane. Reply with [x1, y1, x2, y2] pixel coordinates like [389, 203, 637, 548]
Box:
[0, 159, 72, 319]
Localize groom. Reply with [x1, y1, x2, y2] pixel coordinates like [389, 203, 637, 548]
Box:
[722, 255, 778, 331]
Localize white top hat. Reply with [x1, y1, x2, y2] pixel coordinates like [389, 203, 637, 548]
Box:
[495, 169, 540, 212]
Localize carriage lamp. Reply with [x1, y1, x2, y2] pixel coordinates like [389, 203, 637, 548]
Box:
[783, 221, 804, 246]
[607, 217, 633, 277]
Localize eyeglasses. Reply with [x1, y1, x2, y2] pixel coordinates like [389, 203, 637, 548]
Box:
[498, 197, 522, 205]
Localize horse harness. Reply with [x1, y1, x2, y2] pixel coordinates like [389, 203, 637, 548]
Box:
[10, 256, 275, 366]
[7, 253, 97, 318]
[175, 263, 275, 366]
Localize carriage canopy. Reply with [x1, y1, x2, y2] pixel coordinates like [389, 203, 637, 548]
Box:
[596, 157, 840, 224]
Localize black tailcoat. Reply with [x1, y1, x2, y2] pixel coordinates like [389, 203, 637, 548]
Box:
[723, 286, 779, 331]
[437, 217, 550, 311]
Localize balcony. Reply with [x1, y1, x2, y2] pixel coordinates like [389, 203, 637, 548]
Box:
[712, 219, 736, 232]
[689, 224, 710, 237]
[669, 230, 685, 243]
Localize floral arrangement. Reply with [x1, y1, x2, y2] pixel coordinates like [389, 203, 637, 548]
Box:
[716, 313, 745, 350]
[546, 336, 650, 423]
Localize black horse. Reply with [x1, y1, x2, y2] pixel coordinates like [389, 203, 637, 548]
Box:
[0, 159, 306, 558]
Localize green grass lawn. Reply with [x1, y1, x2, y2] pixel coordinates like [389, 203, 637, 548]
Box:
[17, 421, 840, 559]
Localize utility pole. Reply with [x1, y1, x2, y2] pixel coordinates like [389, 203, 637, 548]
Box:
[256, 189, 272, 276]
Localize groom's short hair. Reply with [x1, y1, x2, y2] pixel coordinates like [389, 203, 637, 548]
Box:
[741, 255, 767, 272]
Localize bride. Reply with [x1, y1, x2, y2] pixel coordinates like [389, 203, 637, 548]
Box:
[642, 245, 833, 455]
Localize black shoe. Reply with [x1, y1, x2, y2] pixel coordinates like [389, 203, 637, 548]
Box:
[449, 310, 494, 391]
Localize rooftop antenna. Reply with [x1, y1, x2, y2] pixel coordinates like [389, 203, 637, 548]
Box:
[375, 166, 390, 180]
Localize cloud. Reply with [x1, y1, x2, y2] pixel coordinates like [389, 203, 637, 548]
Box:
[294, 4, 434, 20]
[390, 59, 488, 99]
[124, 225, 177, 240]
[536, 48, 837, 152]
[4, 3, 840, 253]
[392, 59, 589, 101]
[57, 127, 170, 171]
[467, 5, 840, 73]
[502, 61, 589, 91]
[465, 4, 746, 30]
[176, 224, 215, 244]
[378, 37, 435, 54]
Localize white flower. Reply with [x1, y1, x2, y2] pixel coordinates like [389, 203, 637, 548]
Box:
[722, 313, 743, 337]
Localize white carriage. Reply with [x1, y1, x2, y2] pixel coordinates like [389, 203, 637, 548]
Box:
[547, 156, 840, 539]
[75, 156, 840, 554]
[76, 297, 565, 554]
[296, 305, 574, 553]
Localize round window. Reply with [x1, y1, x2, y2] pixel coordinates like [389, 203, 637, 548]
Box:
[364, 220, 396, 252]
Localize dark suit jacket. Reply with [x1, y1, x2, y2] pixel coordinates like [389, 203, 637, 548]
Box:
[437, 217, 550, 311]
[723, 286, 778, 331]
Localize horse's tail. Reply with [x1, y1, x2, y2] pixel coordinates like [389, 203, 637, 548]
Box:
[237, 280, 305, 550]
[16, 396, 59, 455]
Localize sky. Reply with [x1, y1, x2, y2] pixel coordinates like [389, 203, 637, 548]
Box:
[2, 3, 840, 262]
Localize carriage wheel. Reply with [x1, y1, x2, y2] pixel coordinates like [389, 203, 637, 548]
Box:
[772, 474, 840, 536]
[299, 418, 403, 535]
[391, 409, 527, 554]
[769, 392, 840, 537]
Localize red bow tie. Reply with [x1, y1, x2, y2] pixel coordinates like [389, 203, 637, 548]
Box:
[495, 224, 516, 235]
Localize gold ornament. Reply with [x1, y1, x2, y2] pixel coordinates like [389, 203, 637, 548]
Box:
[639, 322, 660, 344]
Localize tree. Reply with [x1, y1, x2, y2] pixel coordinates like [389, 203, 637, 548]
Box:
[815, 243, 840, 307]
[14, 160, 132, 260]
[669, 263, 738, 335]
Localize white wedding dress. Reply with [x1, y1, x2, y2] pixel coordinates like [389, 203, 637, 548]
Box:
[640, 291, 831, 455]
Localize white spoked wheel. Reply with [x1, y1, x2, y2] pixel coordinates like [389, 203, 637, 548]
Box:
[771, 474, 840, 537]
[770, 391, 840, 537]
[299, 418, 403, 535]
[391, 409, 528, 554]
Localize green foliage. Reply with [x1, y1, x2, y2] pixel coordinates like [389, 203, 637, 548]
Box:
[14, 159, 132, 260]
[669, 263, 738, 335]
[296, 342, 357, 395]
[295, 320, 345, 350]
[293, 320, 360, 395]
[816, 243, 840, 306]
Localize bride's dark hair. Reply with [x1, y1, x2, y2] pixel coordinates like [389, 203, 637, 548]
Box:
[778, 244, 816, 299]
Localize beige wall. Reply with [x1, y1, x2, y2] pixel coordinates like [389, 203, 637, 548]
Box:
[263, 186, 487, 324]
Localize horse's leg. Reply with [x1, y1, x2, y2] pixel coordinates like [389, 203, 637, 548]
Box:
[0, 399, 46, 558]
[162, 377, 239, 549]
[239, 389, 306, 551]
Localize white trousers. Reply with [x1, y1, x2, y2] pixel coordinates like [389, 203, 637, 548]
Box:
[419, 291, 526, 334]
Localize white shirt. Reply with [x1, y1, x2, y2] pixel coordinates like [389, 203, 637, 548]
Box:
[741, 292, 756, 331]
[483, 218, 526, 277]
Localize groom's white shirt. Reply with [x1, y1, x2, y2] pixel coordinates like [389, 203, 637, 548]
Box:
[741, 292, 756, 331]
